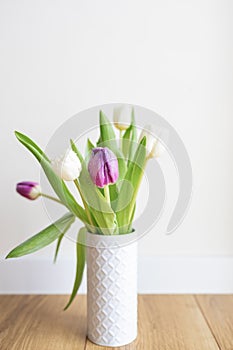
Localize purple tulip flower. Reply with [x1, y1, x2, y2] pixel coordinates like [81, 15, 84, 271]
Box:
[88, 147, 119, 188]
[16, 181, 41, 200]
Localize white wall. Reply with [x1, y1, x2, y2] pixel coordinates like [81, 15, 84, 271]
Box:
[1, 0, 233, 292]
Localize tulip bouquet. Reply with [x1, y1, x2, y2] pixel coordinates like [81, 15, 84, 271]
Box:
[7, 106, 162, 309]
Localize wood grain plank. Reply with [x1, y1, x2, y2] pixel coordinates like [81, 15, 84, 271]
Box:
[196, 295, 233, 350]
[0, 295, 27, 324]
[85, 295, 219, 350]
[0, 295, 87, 350]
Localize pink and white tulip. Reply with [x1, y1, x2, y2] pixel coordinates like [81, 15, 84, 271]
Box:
[16, 181, 41, 200]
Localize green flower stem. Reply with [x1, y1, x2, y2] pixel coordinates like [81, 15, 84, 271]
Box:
[119, 129, 123, 150]
[74, 179, 94, 228]
[104, 185, 110, 205]
[41, 193, 64, 205]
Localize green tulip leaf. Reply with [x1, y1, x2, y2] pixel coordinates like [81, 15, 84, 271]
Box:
[122, 126, 132, 158]
[85, 138, 95, 159]
[6, 213, 75, 258]
[116, 137, 147, 233]
[53, 233, 65, 263]
[122, 108, 137, 162]
[98, 110, 118, 148]
[70, 139, 84, 163]
[15, 131, 50, 162]
[64, 227, 86, 310]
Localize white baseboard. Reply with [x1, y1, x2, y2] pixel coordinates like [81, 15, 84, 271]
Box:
[0, 255, 233, 294]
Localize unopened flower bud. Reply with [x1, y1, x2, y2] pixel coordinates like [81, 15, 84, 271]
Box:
[139, 125, 166, 159]
[51, 150, 82, 181]
[88, 147, 119, 188]
[16, 181, 41, 200]
[113, 105, 132, 131]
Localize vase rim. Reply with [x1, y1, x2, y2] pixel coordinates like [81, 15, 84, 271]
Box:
[85, 230, 139, 248]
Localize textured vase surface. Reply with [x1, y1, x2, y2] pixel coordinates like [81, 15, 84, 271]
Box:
[86, 232, 138, 347]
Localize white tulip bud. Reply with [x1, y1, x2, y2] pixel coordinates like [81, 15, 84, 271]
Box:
[113, 105, 132, 131]
[51, 150, 82, 181]
[139, 125, 166, 159]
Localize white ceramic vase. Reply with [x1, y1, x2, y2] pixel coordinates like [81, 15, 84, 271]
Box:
[86, 232, 138, 347]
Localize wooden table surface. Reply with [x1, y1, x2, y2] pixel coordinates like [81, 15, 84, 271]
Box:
[0, 295, 232, 350]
